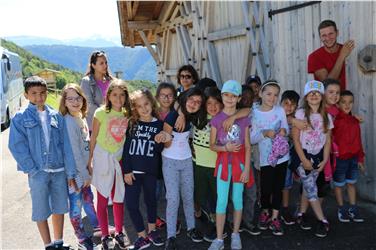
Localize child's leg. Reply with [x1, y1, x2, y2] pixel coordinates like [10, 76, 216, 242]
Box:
[81, 186, 99, 229]
[97, 191, 110, 236]
[179, 158, 195, 230]
[346, 158, 360, 206]
[334, 186, 344, 206]
[347, 183, 356, 205]
[216, 164, 231, 239]
[142, 174, 157, 233]
[232, 180, 245, 233]
[68, 190, 87, 242]
[37, 221, 52, 245]
[282, 168, 293, 208]
[125, 174, 145, 237]
[260, 166, 273, 213]
[111, 181, 124, 234]
[270, 162, 287, 219]
[242, 167, 257, 226]
[207, 168, 217, 220]
[51, 214, 64, 242]
[194, 164, 208, 217]
[162, 156, 181, 238]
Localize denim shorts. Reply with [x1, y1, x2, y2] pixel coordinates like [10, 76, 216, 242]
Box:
[284, 167, 293, 189]
[333, 157, 359, 187]
[28, 171, 69, 221]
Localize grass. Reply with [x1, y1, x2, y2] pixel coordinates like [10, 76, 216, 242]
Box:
[46, 93, 61, 110]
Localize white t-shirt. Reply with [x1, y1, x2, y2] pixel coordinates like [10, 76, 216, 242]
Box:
[162, 130, 192, 160]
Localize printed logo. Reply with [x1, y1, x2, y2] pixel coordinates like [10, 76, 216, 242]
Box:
[108, 117, 128, 142]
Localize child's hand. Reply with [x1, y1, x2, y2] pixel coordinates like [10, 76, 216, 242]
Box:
[263, 130, 276, 139]
[155, 131, 172, 143]
[317, 160, 327, 172]
[240, 169, 250, 183]
[68, 179, 79, 192]
[83, 179, 91, 188]
[124, 173, 135, 185]
[302, 158, 313, 171]
[358, 162, 366, 174]
[174, 113, 186, 132]
[293, 119, 308, 130]
[354, 114, 364, 123]
[278, 128, 287, 137]
[222, 116, 235, 132]
[87, 164, 93, 176]
[225, 142, 241, 152]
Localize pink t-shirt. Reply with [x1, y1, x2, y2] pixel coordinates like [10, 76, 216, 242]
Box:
[97, 80, 110, 97]
[210, 111, 250, 146]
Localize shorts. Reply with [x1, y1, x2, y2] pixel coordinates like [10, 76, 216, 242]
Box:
[333, 157, 359, 187]
[284, 167, 293, 189]
[28, 171, 69, 221]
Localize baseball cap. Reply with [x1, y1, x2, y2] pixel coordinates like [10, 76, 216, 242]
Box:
[221, 80, 242, 96]
[304, 80, 325, 96]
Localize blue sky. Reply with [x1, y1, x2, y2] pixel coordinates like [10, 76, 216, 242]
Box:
[0, 0, 120, 41]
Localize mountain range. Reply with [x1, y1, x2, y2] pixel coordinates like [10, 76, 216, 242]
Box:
[5, 36, 157, 83]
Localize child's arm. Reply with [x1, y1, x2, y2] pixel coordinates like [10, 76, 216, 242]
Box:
[240, 127, 251, 183]
[222, 108, 251, 131]
[290, 117, 308, 130]
[318, 130, 331, 172]
[291, 126, 313, 170]
[163, 122, 174, 148]
[88, 117, 100, 170]
[209, 126, 241, 152]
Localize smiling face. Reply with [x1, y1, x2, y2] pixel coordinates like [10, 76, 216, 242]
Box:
[260, 85, 279, 109]
[206, 96, 222, 117]
[324, 84, 340, 105]
[186, 95, 202, 113]
[339, 95, 353, 114]
[157, 87, 175, 110]
[319, 26, 338, 50]
[281, 99, 297, 116]
[64, 88, 83, 116]
[25, 86, 47, 111]
[134, 95, 153, 122]
[306, 91, 323, 106]
[108, 87, 126, 112]
[179, 70, 194, 90]
[222, 92, 240, 109]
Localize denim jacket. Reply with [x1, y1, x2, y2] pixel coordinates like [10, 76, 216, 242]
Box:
[8, 103, 76, 179]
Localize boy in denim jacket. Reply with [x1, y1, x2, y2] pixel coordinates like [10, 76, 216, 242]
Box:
[8, 76, 76, 250]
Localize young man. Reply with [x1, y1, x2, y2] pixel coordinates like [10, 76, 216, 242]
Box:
[308, 19, 355, 90]
[8, 76, 76, 250]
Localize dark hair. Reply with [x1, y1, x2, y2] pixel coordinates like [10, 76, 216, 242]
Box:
[281, 90, 300, 105]
[323, 78, 341, 90]
[85, 50, 113, 79]
[24, 76, 47, 93]
[245, 74, 262, 86]
[340, 90, 354, 98]
[204, 86, 222, 104]
[177, 64, 199, 86]
[238, 85, 254, 108]
[156, 82, 177, 102]
[178, 87, 206, 129]
[318, 20, 337, 33]
[196, 77, 217, 92]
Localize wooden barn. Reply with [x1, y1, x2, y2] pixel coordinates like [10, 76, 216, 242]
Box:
[117, 1, 376, 202]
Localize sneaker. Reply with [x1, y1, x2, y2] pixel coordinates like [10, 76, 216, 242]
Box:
[242, 223, 261, 236]
[230, 233, 242, 250]
[101, 236, 115, 250]
[195, 208, 210, 223]
[348, 206, 364, 223]
[176, 220, 182, 235]
[132, 236, 151, 250]
[338, 207, 351, 222]
[258, 212, 270, 230]
[269, 218, 284, 236]
[156, 217, 166, 229]
[204, 223, 217, 242]
[114, 232, 130, 249]
[315, 220, 329, 238]
[164, 237, 178, 250]
[187, 228, 203, 243]
[93, 227, 102, 238]
[148, 230, 164, 246]
[54, 243, 74, 250]
[78, 238, 97, 250]
[296, 213, 311, 230]
[208, 239, 224, 250]
[281, 207, 295, 225]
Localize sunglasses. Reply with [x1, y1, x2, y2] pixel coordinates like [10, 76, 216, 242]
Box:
[180, 74, 192, 80]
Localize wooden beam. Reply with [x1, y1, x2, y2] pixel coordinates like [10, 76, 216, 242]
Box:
[132, 1, 139, 19]
[207, 42, 222, 87]
[159, 1, 176, 23]
[126, 2, 133, 20]
[176, 26, 189, 63]
[129, 29, 135, 48]
[127, 20, 159, 30]
[138, 30, 160, 64]
[207, 25, 247, 42]
[152, 1, 164, 19]
[155, 15, 192, 34]
[165, 69, 178, 76]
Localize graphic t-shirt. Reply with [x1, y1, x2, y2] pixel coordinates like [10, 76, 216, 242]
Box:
[295, 109, 333, 155]
[94, 106, 128, 154]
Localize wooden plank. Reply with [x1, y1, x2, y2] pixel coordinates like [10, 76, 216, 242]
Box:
[159, 1, 177, 23]
[126, 2, 133, 20]
[176, 26, 189, 63]
[152, 1, 164, 20]
[207, 25, 247, 42]
[127, 21, 159, 30]
[207, 42, 223, 87]
[129, 29, 135, 48]
[138, 30, 160, 63]
[131, 1, 139, 20]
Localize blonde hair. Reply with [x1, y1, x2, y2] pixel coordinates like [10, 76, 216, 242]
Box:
[129, 89, 159, 133]
[104, 78, 131, 117]
[59, 83, 88, 117]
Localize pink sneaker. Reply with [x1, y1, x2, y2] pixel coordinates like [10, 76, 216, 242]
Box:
[258, 212, 270, 230]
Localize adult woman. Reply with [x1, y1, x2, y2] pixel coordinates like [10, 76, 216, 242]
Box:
[81, 50, 113, 130]
[176, 65, 199, 95]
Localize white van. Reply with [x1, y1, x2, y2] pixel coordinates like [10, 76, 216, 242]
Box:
[1, 47, 24, 130]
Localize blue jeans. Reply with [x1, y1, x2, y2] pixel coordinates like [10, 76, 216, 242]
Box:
[69, 186, 98, 242]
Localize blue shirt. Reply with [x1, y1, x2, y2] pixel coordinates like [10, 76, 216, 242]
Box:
[8, 103, 76, 179]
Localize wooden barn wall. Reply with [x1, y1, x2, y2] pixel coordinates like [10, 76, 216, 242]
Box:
[268, 1, 376, 201]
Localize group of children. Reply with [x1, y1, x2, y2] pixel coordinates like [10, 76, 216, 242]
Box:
[8, 73, 365, 250]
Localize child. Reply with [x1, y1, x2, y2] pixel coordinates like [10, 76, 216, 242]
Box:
[280, 90, 300, 226]
[59, 84, 99, 250]
[192, 86, 223, 242]
[333, 90, 365, 222]
[245, 74, 262, 106]
[208, 80, 252, 250]
[291, 80, 332, 238]
[8, 76, 76, 250]
[123, 89, 172, 249]
[88, 79, 131, 250]
[155, 82, 177, 229]
[251, 80, 290, 236]
[162, 87, 205, 250]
